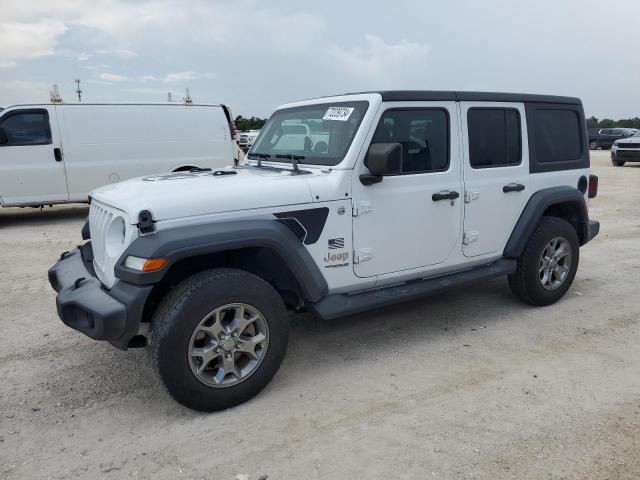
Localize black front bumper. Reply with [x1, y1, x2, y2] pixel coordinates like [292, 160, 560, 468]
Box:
[48, 243, 152, 350]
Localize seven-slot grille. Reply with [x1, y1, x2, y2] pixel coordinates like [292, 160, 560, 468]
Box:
[618, 143, 640, 149]
[88, 200, 117, 275]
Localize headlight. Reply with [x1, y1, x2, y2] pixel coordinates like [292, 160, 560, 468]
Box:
[105, 216, 126, 257]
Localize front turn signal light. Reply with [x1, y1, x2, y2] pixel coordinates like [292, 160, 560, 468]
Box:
[124, 255, 167, 272]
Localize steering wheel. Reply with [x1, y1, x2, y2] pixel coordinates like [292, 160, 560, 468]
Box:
[313, 141, 329, 154]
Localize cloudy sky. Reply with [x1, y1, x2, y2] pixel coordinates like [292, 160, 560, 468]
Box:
[1, 0, 639, 118]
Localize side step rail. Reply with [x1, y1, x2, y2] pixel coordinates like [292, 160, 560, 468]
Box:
[311, 259, 517, 320]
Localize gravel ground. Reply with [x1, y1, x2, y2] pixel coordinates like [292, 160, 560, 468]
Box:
[1, 150, 639, 480]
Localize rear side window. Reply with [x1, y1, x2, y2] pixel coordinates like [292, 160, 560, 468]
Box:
[533, 110, 581, 162]
[370, 108, 449, 174]
[468, 108, 521, 168]
[0, 110, 52, 146]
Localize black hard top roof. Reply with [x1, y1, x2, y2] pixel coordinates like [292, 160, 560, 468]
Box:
[347, 90, 581, 105]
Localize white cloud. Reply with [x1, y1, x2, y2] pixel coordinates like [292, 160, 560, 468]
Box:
[163, 71, 217, 83]
[99, 72, 127, 82]
[330, 34, 431, 84]
[0, 80, 51, 105]
[77, 51, 91, 61]
[0, 19, 68, 64]
[96, 48, 138, 59]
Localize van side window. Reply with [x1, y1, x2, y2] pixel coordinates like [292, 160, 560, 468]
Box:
[468, 108, 521, 168]
[533, 110, 581, 162]
[0, 110, 52, 146]
[370, 109, 449, 174]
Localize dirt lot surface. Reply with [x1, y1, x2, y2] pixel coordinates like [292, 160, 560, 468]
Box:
[1, 150, 639, 480]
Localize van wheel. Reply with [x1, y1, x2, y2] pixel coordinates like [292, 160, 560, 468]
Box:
[148, 268, 289, 411]
[588, 140, 599, 150]
[612, 159, 625, 166]
[508, 217, 579, 306]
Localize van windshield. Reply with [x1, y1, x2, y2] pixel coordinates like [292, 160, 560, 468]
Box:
[249, 101, 368, 166]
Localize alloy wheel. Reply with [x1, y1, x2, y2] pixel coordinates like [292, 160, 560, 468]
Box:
[538, 237, 572, 291]
[188, 303, 269, 388]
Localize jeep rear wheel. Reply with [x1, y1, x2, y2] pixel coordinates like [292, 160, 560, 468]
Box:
[148, 268, 289, 411]
[508, 217, 579, 306]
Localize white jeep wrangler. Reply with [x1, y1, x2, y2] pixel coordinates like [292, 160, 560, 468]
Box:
[49, 91, 600, 411]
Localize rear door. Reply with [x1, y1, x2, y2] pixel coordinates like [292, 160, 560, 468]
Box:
[460, 102, 530, 257]
[0, 106, 69, 205]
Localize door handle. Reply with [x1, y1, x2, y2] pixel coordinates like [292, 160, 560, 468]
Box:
[503, 183, 525, 193]
[54, 148, 63, 162]
[432, 190, 460, 201]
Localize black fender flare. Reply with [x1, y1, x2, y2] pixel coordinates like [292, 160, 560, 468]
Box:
[504, 186, 589, 259]
[114, 219, 328, 302]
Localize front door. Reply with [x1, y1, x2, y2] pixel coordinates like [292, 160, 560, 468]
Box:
[352, 102, 463, 278]
[0, 107, 69, 205]
[459, 102, 530, 257]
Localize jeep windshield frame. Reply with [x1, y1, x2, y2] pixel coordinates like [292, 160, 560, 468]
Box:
[249, 101, 369, 166]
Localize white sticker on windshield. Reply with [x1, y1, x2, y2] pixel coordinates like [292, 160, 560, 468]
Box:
[323, 107, 354, 121]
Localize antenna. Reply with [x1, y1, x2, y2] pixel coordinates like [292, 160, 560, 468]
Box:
[167, 92, 173, 102]
[50, 84, 63, 104]
[75, 79, 82, 102]
[183, 88, 193, 105]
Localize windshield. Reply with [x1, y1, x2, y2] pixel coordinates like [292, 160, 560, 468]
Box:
[249, 101, 369, 166]
[633, 131, 640, 137]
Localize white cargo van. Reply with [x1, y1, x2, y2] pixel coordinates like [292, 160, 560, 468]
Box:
[0, 103, 237, 207]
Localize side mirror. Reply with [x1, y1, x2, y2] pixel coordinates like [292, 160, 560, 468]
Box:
[361, 143, 402, 185]
[0, 127, 7, 145]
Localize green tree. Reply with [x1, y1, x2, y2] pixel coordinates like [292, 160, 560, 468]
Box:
[598, 118, 616, 128]
[234, 115, 267, 131]
[586, 116, 599, 128]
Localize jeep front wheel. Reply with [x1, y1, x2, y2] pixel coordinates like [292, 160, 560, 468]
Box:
[508, 217, 579, 306]
[148, 268, 289, 411]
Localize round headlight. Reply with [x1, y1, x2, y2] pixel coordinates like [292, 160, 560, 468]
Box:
[106, 216, 126, 257]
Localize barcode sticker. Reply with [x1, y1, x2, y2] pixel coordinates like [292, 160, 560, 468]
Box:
[323, 107, 354, 121]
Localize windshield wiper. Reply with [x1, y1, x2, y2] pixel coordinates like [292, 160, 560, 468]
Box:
[247, 152, 270, 167]
[275, 154, 305, 174]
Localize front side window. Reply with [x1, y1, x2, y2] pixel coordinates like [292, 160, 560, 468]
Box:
[468, 108, 521, 168]
[533, 109, 581, 162]
[370, 108, 449, 174]
[0, 110, 52, 146]
[250, 101, 368, 166]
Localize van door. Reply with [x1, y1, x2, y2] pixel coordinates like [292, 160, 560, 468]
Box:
[459, 102, 530, 257]
[0, 107, 69, 205]
[351, 102, 463, 278]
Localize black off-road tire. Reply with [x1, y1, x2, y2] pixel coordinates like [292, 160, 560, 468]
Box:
[508, 217, 580, 306]
[148, 268, 289, 411]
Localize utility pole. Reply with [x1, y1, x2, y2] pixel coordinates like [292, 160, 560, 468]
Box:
[75, 79, 82, 102]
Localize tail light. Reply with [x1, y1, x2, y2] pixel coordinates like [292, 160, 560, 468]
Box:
[588, 175, 598, 198]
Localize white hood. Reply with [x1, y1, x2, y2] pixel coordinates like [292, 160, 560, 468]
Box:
[91, 166, 315, 222]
